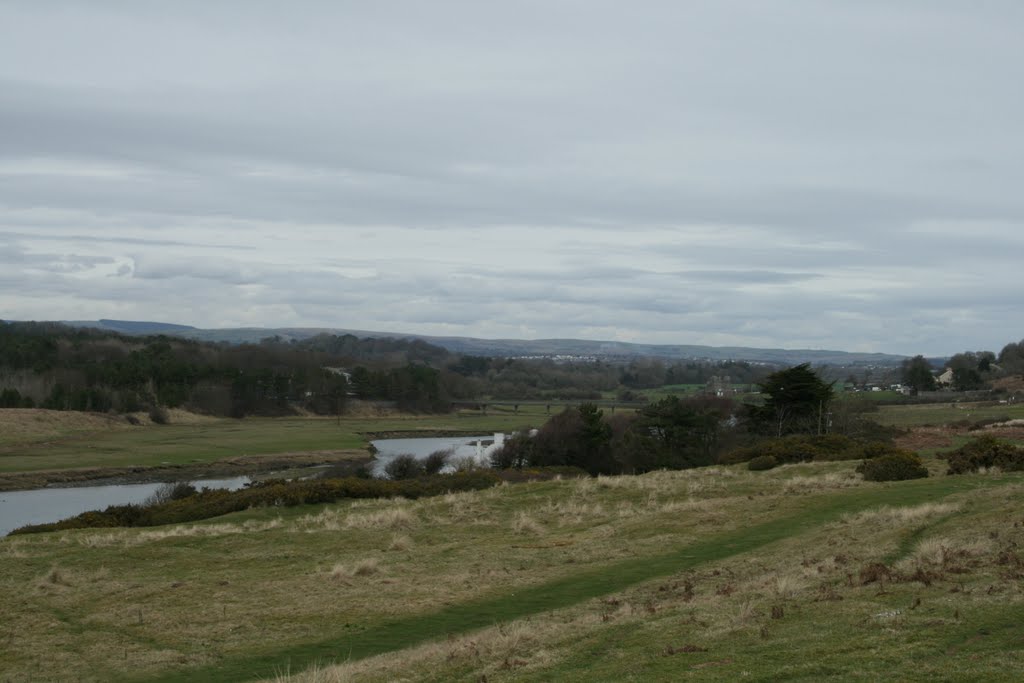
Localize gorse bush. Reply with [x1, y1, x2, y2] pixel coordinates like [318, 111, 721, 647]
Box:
[856, 451, 928, 482]
[722, 435, 853, 465]
[747, 455, 779, 471]
[721, 434, 905, 466]
[946, 435, 1024, 474]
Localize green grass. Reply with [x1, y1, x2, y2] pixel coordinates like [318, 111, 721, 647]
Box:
[873, 401, 1024, 427]
[4, 459, 1022, 682]
[152, 473, 994, 683]
[0, 409, 553, 474]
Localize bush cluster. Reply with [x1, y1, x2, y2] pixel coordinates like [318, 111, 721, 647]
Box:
[11, 470, 501, 535]
[382, 449, 452, 479]
[725, 434, 919, 475]
[856, 451, 929, 482]
[721, 434, 887, 465]
[946, 435, 1024, 474]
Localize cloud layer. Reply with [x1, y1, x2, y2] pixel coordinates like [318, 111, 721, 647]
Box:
[2, 1, 1022, 355]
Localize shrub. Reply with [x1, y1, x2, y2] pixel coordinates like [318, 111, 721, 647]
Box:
[748, 455, 779, 471]
[384, 454, 424, 480]
[421, 449, 451, 475]
[856, 452, 928, 482]
[946, 436, 1024, 474]
[721, 435, 834, 465]
[148, 405, 170, 424]
[721, 434, 900, 466]
[144, 481, 198, 506]
[859, 442, 916, 460]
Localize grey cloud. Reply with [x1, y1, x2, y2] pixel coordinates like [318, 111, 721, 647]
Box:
[1, 2, 1022, 355]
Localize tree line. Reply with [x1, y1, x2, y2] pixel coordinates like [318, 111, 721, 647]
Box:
[490, 363, 895, 476]
[0, 322, 459, 417]
[900, 337, 1024, 394]
[0, 322, 772, 417]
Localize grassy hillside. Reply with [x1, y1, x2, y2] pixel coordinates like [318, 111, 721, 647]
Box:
[2, 458, 1021, 682]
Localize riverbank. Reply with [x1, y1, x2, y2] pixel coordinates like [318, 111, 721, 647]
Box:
[0, 449, 371, 491]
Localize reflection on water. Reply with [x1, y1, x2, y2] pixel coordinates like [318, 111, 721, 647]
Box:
[369, 434, 503, 475]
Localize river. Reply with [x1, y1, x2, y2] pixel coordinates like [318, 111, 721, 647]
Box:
[369, 433, 501, 475]
[1, 435, 504, 535]
[0, 475, 251, 536]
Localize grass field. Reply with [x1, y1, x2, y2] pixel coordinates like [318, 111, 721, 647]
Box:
[874, 401, 1024, 427]
[2, 457, 1021, 682]
[0, 407, 555, 475]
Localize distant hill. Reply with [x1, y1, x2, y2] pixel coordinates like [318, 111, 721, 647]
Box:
[64, 319, 197, 335]
[65, 320, 907, 366]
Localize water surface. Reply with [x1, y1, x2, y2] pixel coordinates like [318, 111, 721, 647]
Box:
[0, 476, 250, 536]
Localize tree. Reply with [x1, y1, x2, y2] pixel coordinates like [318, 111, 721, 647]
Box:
[489, 432, 533, 469]
[577, 403, 615, 474]
[751, 364, 834, 436]
[999, 340, 1024, 374]
[952, 366, 984, 392]
[528, 404, 614, 475]
[636, 396, 730, 469]
[900, 355, 936, 395]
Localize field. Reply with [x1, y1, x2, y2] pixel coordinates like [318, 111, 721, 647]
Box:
[16, 397, 1023, 476]
[874, 400, 1024, 428]
[0, 407, 554, 483]
[2, 456, 1022, 682]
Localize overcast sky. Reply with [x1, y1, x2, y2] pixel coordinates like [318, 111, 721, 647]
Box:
[2, 1, 1022, 356]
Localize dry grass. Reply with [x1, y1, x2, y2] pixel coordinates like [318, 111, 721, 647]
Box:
[540, 499, 607, 525]
[511, 512, 545, 535]
[0, 408, 129, 445]
[73, 518, 285, 547]
[387, 535, 413, 552]
[840, 502, 960, 527]
[291, 503, 419, 534]
[269, 619, 557, 683]
[780, 470, 862, 494]
[766, 572, 806, 600]
[345, 507, 417, 531]
[329, 557, 381, 580]
[4, 464, 1023, 683]
[900, 536, 994, 568]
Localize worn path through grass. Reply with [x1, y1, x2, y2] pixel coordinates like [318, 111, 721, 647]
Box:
[150, 474, 995, 683]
